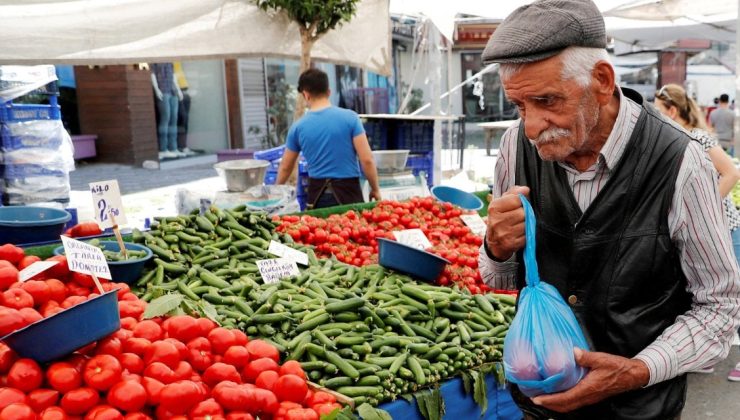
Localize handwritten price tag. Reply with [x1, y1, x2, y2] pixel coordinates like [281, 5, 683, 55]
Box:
[393, 229, 432, 251]
[267, 241, 309, 266]
[460, 214, 487, 237]
[89, 180, 127, 229]
[19, 261, 58, 282]
[257, 258, 301, 284]
[60, 236, 112, 280]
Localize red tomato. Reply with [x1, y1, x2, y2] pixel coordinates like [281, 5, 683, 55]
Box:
[27, 388, 60, 412]
[7, 358, 43, 392]
[84, 405, 124, 420]
[0, 343, 16, 374]
[2, 288, 34, 309]
[122, 413, 151, 420]
[18, 307, 42, 325]
[172, 361, 194, 381]
[162, 338, 188, 361]
[140, 377, 164, 406]
[21, 279, 50, 304]
[222, 346, 250, 369]
[245, 339, 280, 363]
[118, 301, 146, 320]
[211, 381, 248, 412]
[132, 320, 162, 342]
[243, 357, 279, 383]
[195, 318, 217, 336]
[226, 413, 255, 420]
[96, 337, 123, 358]
[313, 402, 342, 416]
[0, 402, 36, 420]
[164, 316, 200, 343]
[0, 244, 24, 264]
[0, 307, 26, 336]
[202, 362, 241, 387]
[189, 398, 224, 418]
[142, 362, 178, 385]
[47, 362, 82, 393]
[40, 406, 69, 420]
[278, 360, 306, 380]
[158, 380, 204, 414]
[60, 387, 100, 415]
[61, 295, 87, 309]
[273, 374, 308, 403]
[0, 387, 29, 410]
[255, 370, 279, 391]
[83, 355, 123, 391]
[107, 380, 147, 413]
[118, 353, 144, 375]
[44, 278, 67, 303]
[119, 317, 138, 331]
[143, 341, 180, 369]
[122, 338, 151, 357]
[207, 328, 238, 355]
[186, 337, 213, 372]
[44, 256, 70, 280]
[285, 407, 319, 420]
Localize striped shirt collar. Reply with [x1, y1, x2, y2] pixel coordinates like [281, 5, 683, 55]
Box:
[596, 87, 640, 171]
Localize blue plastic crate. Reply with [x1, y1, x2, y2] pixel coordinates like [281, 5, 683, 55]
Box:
[393, 121, 433, 153]
[2, 163, 67, 179]
[0, 102, 61, 123]
[254, 145, 286, 162]
[406, 152, 434, 187]
[264, 170, 277, 185]
[1, 125, 64, 150]
[364, 120, 388, 150]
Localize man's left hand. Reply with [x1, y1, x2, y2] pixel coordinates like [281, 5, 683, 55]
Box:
[531, 348, 650, 413]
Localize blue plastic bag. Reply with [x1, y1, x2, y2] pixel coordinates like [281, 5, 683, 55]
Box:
[503, 194, 590, 398]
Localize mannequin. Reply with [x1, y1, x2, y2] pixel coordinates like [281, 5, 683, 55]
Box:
[173, 62, 195, 156]
[151, 63, 183, 159]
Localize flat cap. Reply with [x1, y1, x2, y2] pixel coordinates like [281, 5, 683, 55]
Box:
[482, 0, 606, 64]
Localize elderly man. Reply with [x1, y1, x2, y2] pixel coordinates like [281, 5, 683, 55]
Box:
[479, 0, 740, 418]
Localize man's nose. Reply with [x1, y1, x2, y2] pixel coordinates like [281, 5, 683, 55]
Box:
[523, 109, 549, 141]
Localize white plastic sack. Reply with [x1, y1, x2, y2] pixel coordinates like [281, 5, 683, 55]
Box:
[0, 65, 57, 102]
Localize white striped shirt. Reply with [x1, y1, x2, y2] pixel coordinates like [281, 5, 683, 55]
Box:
[479, 88, 740, 386]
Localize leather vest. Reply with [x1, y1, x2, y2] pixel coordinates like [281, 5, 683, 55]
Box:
[511, 88, 692, 419]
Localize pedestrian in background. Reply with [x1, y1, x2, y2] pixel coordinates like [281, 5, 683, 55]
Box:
[709, 93, 735, 153]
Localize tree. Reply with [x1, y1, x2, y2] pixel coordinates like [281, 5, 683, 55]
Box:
[253, 0, 360, 119]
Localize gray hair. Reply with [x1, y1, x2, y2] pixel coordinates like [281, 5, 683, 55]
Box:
[498, 46, 611, 87]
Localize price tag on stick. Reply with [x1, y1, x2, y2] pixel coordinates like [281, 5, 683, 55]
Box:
[393, 229, 432, 251]
[89, 180, 127, 229]
[19, 261, 58, 282]
[257, 258, 300, 284]
[267, 241, 309, 266]
[460, 214, 487, 237]
[60, 236, 111, 293]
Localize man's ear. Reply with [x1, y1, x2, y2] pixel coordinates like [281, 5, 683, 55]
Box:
[591, 61, 616, 106]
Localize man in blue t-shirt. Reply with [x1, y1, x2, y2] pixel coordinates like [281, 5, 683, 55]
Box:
[277, 68, 381, 209]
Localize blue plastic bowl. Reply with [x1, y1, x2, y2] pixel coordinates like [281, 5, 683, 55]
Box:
[0, 206, 71, 245]
[431, 186, 484, 211]
[377, 238, 450, 283]
[55, 241, 153, 284]
[1, 290, 120, 363]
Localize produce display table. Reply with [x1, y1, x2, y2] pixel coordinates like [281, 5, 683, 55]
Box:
[378, 374, 521, 419]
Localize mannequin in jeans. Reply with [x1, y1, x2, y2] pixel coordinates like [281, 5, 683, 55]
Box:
[173, 61, 195, 156]
[151, 63, 183, 160]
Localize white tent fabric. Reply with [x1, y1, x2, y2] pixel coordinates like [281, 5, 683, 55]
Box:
[0, 0, 392, 76]
[604, 0, 736, 20]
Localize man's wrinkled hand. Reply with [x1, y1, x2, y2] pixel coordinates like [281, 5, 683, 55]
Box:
[486, 186, 529, 260]
[531, 348, 650, 413]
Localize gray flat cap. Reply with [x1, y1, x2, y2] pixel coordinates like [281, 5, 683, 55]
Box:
[482, 0, 606, 64]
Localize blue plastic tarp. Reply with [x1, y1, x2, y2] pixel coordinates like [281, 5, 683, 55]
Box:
[378, 375, 522, 419]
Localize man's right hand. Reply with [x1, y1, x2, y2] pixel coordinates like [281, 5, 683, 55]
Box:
[486, 185, 530, 261]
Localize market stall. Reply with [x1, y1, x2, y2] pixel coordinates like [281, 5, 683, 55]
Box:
[1, 190, 524, 419]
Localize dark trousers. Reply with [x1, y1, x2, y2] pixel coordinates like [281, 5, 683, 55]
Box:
[177, 90, 191, 150]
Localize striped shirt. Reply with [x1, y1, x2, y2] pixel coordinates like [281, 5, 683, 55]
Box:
[479, 88, 740, 387]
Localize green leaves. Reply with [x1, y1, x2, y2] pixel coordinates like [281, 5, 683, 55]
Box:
[251, 0, 360, 38]
[143, 293, 184, 319]
[415, 385, 445, 420]
[356, 403, 392, 420]
[472, 370, 489, 418]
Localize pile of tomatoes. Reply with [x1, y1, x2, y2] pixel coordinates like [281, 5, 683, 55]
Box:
[0, 244, 335, 419]
[277, 197, 489, 294]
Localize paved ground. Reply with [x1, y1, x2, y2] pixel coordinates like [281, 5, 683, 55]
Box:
[70, 161, 217, 194]
[685, 349, 740, 419]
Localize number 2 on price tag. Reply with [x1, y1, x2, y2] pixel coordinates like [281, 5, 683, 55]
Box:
[89, 180, 127, 228]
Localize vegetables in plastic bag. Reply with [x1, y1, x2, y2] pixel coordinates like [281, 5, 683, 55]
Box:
[503, 194, 590, 397]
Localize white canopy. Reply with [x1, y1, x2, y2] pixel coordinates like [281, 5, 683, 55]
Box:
[0, 0, 392, 76]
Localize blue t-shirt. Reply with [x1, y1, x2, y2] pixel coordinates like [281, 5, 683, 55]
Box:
[286, 106, 365, 179]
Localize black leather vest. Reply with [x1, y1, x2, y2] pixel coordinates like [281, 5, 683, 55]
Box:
[510, 88, 692, 420]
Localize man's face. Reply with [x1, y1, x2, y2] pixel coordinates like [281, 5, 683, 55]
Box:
[502, 55, 600, 162]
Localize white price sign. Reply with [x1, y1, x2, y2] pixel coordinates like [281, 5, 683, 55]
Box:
[393, 229, 432, 251]
[89, 180, 127, 229]
[60, 236, 112, 280]
[18, 261, 58, 282]
[257, 258, 300, 284]
[460, 214, 487, 237]
[268, 241, 309, 266]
